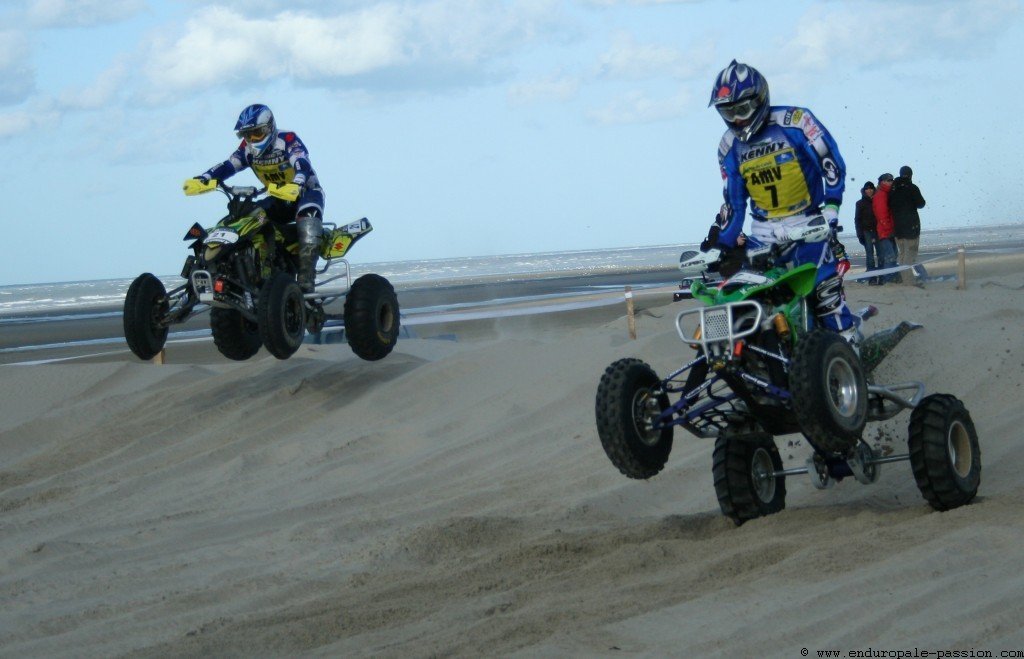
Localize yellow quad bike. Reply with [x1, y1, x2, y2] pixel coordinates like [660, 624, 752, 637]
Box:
[123, 179, 400, 362]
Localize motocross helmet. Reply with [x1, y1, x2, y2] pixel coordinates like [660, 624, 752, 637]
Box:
[709, 60, 769, 143]
[234, 103, 276, 157]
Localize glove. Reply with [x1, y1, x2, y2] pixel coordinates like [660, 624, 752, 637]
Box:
[771, 224, 790, 242]
[700, 223, 720, 252]
[267, 182, 301, 202]
[831, 238, 848, 261]
[183, 177, 216, 196]
[822, 203, 840, 227]
[836, 258, 851, 277]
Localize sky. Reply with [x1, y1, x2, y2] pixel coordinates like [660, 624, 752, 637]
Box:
[1, 0, 1021, 286]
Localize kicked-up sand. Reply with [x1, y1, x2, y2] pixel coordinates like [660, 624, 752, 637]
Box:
[2, 250, 1024, 657]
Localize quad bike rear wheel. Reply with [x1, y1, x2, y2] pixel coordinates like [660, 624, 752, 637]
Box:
[712, 430, 786, 525]
[908, 394, 981, 511]
[595, 358, 673, 479]
[343, 273, 400, 361]
[124, 273, 169, 361]
[790, 329, 868, 453]
[258, 272, 306, 360]
[210, 307, 261, 361]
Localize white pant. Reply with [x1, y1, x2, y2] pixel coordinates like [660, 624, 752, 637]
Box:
[750, 213, 823, 247]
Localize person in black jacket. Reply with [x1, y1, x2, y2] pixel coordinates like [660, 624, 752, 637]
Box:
[890, 165, 926, 285]
[854, 181, 881, 285]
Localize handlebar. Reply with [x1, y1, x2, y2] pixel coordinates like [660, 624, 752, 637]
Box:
[217, 182, 265, 198]
[680, 216, 833, 277]
[183, 177, 266, 199]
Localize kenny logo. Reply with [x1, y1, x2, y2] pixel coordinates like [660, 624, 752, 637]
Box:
[740, 141, 786, 162]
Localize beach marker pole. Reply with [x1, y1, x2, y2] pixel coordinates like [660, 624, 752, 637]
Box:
[625, 286, 637, 340]
[957, 245, 967, 290]
[152, 349, 165, 365]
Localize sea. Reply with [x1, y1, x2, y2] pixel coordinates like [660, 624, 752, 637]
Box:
[1, 223, 1022, 319]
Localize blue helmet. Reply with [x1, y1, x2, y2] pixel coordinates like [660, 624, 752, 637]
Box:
[709, 60, 769, 143]
[234, 103, 276, 157]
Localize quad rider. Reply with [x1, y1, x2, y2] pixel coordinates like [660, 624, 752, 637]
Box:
[184, 103, 325, 293]
[705, 60, 859, 347]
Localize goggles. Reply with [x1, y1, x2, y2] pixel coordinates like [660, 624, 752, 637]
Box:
[716, 96, 760, 123]
[237, 125, 270, 142]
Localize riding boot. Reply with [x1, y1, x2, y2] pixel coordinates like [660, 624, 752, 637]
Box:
[296, 211, 323, 294]
[839, 325, 864, 355]
[297, 244, 319, 293]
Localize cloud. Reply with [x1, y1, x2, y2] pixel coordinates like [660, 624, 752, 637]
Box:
[588, 88, 691, 124]
[0, 31, 35, 105]
[0, 99, 59, 138]
[25, 0, 147, 28]
[596, 32, 714, 81]
[582, 0, 706, 5]
[507, 73, 580, 105]
[56, 59, 130, 110]
[139, 1, 565, 102]
[764, 0, 1020, 74]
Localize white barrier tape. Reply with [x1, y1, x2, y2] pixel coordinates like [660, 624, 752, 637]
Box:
[844, 249, 956, 281]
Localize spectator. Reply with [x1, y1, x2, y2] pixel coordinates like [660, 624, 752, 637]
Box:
[872, 172, 898, 284]
[891, 164, 927, 286]
[854, 181, 881, 285]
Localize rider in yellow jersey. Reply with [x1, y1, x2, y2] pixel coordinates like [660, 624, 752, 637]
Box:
[708, 60, 856, 342]
[186, 104, 325, 293]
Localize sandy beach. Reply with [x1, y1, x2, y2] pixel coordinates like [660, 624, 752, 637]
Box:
[3, 249, 1024, 657]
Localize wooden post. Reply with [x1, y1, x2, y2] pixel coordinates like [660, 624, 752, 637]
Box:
[625, 286, 637, 340]
[957, 245, 967, 290]
[152, 349, 165, 365]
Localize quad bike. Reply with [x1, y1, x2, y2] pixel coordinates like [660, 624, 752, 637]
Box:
[596, 217, 980, 525]
[123, 180, 400, 362]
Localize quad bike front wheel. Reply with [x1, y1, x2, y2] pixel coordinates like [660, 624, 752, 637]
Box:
[712, 430, 786, 525]
[124, 273, 169, 361]
[790, 329, 868, 453]
[258, 272, 306, 360]
[595, 358, 673, 479]
[908, 394, 981, 511]
[210, 307, 261, 361]
[343, 273, 400, 361]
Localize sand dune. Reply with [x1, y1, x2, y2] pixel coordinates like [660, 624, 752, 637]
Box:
[3, 253, 1024, 656]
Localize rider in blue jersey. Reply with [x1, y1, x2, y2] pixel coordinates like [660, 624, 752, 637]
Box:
[186, 104, 325, 293]
[707, 60, 857, 344]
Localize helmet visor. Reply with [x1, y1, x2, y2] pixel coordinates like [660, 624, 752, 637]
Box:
[716, 97, 760, 123]
[237, 125, 271, 141]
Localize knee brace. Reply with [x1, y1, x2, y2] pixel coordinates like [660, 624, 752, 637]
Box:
[813, 274, 844, 318]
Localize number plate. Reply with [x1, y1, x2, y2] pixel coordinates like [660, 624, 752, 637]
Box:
[205, 228, 239, 245]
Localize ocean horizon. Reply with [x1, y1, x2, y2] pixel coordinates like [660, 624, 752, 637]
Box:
[2, 222, 1021, 317]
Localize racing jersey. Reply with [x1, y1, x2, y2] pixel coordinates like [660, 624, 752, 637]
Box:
[202, 131, 322, 193]
[716, 106, 845, 248]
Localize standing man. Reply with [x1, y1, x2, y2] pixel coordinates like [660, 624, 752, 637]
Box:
[854, 181, 881, 285]
[706, 60, 858, 345]
[890, 165, 926, 286]
[872, 173, 898, 284]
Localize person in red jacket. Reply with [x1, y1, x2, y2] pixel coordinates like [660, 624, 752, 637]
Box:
[872, 173, 898, 284]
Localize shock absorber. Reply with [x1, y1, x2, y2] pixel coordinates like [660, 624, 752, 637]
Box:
[772, 313, 790, 341]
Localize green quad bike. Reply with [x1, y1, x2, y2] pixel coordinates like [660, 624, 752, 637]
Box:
[596, 217, 981, 525]
[124, 180, 400, 362]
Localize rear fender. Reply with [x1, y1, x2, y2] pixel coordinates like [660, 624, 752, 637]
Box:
[693, 262, 817, 306]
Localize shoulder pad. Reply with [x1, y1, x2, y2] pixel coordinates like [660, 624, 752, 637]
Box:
[777, 106, 809, 127]
[282, 132, 296, 143]
[718, 130, 736, 159]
